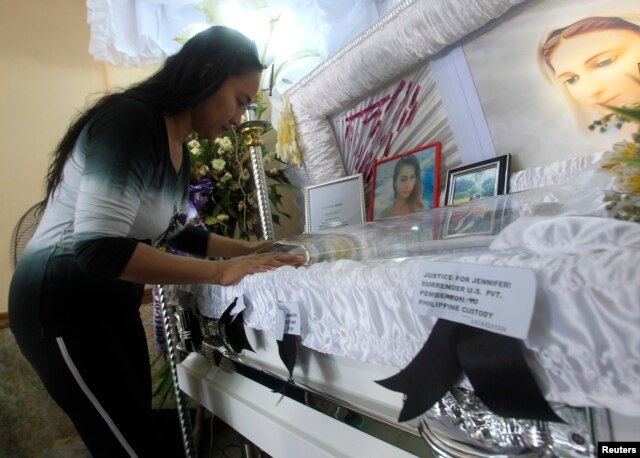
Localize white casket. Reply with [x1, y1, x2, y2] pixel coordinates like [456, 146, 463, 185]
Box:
[163, 1, 640, 456]
[169, 155, 640, 456]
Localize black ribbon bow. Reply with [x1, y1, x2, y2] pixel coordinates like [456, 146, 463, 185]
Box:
[376, 319, 562, 423]
[219, 298, 255, 354]
[274, 315, 298, 397]
[272, 334, 298, 397]
[277, 334, 298, 380]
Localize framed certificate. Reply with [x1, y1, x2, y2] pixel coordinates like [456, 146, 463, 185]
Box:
[304, 174, 365, 233]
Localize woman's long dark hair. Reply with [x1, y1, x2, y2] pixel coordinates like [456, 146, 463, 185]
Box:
[43, 25, 264, 207]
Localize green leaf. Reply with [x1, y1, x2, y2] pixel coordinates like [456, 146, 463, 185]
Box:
[153, 374, 173, 398]
[277, 183, 299, 192]
[269, 189, 284, 205]
[617, 157, 640, 165]
[151, 359, 175, 408]
[602, 105, 640, 124]
[155, 379, 174, 409]
[255, 103, 267, 120]
[154, 359, 171, 378]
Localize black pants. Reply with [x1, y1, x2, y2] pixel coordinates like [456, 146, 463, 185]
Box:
[14, 315, 159, 458]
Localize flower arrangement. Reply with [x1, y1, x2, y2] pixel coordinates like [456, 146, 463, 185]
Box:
[591, 88, 640, 193]
[590, 78, 640, 221]
[275, 94, 303, 167]
[186, 108, 295, 239]
[600, 141, 640, 195]
[152, 103, 298, 408]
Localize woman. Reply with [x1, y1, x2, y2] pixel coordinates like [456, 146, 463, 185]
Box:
[539, 15, 640, 133]
[379, 154, 425, 218]
[9, 26, 303, 457]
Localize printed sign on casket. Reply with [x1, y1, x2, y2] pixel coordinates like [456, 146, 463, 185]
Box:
[275, 301, 302, 340]
[412, 261, 536, 339]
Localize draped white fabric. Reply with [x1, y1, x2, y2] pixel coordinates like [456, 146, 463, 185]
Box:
[190, 157, 640, 416]
[287, 0, 527, 184]
[329, 62, 458, 201]
[195, 223, 640, 415]
[509, 150, 608, 193]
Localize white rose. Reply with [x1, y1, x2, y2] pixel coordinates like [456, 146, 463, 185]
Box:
[215, 137, 233, 152]
[187, 139, 202, 155]
[211, 158, 226, 171]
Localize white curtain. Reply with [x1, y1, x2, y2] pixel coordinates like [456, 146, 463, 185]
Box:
[86, 0, 401, 132]
[86, 0, 398, 67]
[87, 0, 206, 66]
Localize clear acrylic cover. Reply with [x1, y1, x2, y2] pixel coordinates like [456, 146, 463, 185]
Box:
[260, 188, 554, 265]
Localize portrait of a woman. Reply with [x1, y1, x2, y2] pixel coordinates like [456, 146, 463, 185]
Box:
[379, 155, 425, 218]
[461, 0, 639, 168]
[539, 15, 640, 134]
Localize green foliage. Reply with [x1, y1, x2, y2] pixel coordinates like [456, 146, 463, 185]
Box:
[481, 177, 496, 196]
[454, 178, 474, 194]
[591, 77, 640, 196]
[151, 353, 175, 409]
[603, 105, 640, 125]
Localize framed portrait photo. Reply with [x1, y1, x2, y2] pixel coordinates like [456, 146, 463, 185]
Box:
[444, 154, 511, 206]
[304, 174, 366, 233]
[369, 141, 441, 221]
[442, 197, 506, 239]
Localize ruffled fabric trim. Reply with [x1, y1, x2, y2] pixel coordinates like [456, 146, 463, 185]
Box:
[196, 220, 640, 415]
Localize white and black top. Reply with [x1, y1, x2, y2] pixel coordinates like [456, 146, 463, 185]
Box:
[10, 97, 192, 338]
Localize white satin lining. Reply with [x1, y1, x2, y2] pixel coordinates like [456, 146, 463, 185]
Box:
[197, 217, 640, 416]
[509, 151, 608, 193]
[288, 0, 526, 184]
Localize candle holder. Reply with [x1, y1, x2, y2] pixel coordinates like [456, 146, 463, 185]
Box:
[238, 103, 275, 240]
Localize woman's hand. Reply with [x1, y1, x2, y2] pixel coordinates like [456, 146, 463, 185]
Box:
[213, 252, 305, 286]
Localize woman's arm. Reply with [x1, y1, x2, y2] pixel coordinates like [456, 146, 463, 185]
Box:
[120, 242, 303, 286]
[205, 233, 273, 258]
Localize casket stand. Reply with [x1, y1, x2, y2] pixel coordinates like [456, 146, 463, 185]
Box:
[158, 154, 640, 457]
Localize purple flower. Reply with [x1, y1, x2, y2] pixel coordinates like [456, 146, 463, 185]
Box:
[189, 178, 214, 211]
